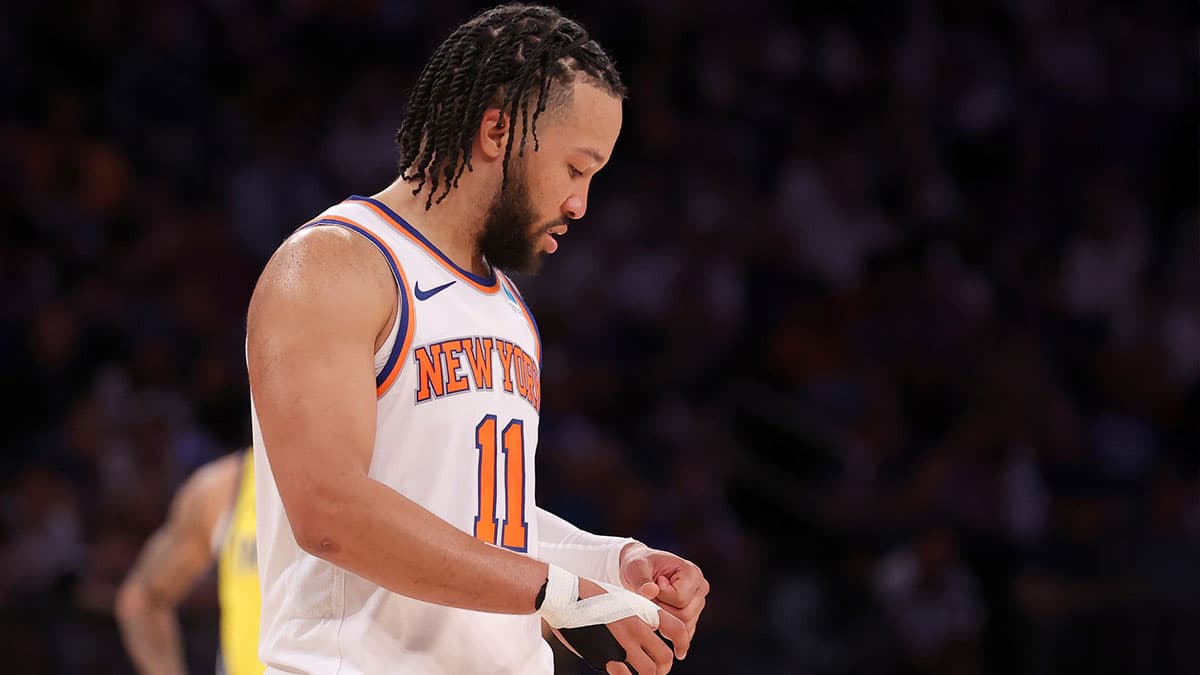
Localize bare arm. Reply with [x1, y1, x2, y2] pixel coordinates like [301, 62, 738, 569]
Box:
[114, 455, 240, 675]
[246, 227, 548, 614]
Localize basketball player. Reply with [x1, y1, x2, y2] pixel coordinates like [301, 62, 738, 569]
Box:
[115, 450, 263, 675]
[245, 4, 708, 675]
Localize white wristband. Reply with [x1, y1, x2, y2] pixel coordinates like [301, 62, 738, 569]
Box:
[538, 564, 661, 630]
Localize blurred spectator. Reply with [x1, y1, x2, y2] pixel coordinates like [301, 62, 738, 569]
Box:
[874, 520, 984, 675]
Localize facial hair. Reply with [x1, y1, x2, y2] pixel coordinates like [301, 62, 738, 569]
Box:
[477, 168, 562, 276]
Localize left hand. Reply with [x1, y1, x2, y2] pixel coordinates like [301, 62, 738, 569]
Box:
[618, 543, 709, 658]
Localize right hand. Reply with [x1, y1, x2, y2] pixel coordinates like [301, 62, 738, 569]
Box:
[570, 577, 689, 675]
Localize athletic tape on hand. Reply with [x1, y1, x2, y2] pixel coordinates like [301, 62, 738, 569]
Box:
[538, 564, 661, 630]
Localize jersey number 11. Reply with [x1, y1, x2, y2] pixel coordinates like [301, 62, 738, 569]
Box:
[473, 415, 528, 552]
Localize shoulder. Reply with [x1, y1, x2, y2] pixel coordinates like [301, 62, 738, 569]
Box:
[247, 225, 398, 342]
[172, 452, 242, 538]
[254, 225, 397, 301]
[189, 452, 243, 495]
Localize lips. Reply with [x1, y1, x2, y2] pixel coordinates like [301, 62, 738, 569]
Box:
[541, 223, 567, 254]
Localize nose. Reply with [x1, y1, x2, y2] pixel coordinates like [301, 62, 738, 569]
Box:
[563, 193, 587, 220]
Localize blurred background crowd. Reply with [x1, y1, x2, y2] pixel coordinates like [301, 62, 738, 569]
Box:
[1, 0, 1196, 673]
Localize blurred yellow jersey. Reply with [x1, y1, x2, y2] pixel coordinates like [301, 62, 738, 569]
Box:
[215, 450, 264, 675]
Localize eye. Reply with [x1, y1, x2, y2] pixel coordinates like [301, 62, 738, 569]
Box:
[568, 165, 583, 179]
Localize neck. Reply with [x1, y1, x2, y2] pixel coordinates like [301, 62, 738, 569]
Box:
[370, 176, 493, 277]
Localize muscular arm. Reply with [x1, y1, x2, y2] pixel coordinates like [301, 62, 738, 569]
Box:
[246, 227, 548, 614]
[115, 455, 240, 675]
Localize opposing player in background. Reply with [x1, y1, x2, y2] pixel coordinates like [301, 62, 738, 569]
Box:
[115, 450, 263, 675]
[246, 4, 708, 675]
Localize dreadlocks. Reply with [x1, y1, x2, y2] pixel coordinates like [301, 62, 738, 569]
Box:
[396, 4, 625, 209]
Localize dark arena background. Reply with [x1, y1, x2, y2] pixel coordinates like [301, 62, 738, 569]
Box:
[1, 1, 1197, 673]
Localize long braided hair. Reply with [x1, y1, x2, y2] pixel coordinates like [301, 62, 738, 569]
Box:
[396, 4, 625, 209]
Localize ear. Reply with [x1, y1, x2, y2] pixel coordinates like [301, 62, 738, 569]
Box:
[477, 108, 510, 162]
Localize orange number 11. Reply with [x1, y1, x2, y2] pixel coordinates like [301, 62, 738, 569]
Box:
[474, 415, 528, 552]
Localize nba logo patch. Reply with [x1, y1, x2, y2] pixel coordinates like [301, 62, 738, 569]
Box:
[501, 283, 523, 315]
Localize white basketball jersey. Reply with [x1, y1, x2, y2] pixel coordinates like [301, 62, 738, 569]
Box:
[252, 196, 551, 674]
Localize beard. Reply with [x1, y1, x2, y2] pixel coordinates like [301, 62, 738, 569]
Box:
[477, 169, 562, 276]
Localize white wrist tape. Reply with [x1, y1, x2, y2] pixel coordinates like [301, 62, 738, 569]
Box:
[538, 564, 661, 630]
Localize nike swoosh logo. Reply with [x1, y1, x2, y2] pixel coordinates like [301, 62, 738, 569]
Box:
[414, 280, 456, 301]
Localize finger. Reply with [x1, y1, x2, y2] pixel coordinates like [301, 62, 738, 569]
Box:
[643, 629, 675, 674]
[638, 581, 660, 599]
[624, 556, 657, 596]
[683, 597, 705, 646]
[659, 568, 703, 606]
[625, 646, 656, 675]
[651, 581, 682, 608]
[653, 596, 703, 648]
[652, 577, 685, 608]
[606, 662, 632, 675]
[654, 574, 676, 600]
[656, 608, 691, 661]
[676, 592, 707, 629]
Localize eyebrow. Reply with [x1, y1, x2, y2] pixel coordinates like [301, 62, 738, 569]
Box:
[577, 146, 606, 164]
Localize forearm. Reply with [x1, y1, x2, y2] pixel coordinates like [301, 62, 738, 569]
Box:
[536, 508, 636, 586]
[301, 473, 548, 614]
[116, 591, 188, 675]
